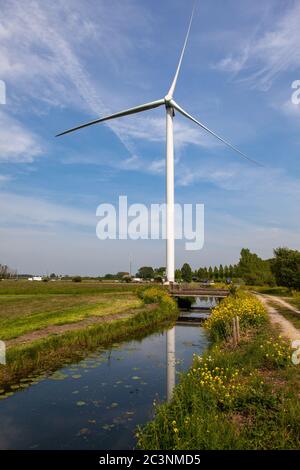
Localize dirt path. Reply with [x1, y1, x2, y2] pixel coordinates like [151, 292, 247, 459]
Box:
[7, 304, 157, 348]
[256, 294, 300, 342]
[263, 295, 300, 315]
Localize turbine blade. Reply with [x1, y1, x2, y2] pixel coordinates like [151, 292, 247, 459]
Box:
[56, 99, 165, 137]
[171, 100, 263, 166]
[167, 0, 197, 98]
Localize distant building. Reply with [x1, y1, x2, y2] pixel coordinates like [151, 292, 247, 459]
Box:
[28, 276, 43, 281]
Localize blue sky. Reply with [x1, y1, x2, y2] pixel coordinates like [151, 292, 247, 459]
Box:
[0, 0, 300, 275]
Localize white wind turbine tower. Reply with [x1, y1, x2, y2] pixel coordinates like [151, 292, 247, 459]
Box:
[57, 2, 260, 284]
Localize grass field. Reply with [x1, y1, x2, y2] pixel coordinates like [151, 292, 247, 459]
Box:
[0, 281, 143, 341]
[0, 281, 177, 388]
[0, 279, 142, 295]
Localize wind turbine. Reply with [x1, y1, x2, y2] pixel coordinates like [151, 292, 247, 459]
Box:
[56, 2, 260, 284]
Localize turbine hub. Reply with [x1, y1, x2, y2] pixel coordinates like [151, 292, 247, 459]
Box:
[164, 95, 173, 107]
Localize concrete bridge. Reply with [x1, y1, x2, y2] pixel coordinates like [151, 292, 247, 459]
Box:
[169, 286, 229, 298]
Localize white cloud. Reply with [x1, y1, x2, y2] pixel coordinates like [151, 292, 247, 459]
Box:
[0, 174, 11, 184]
[280, 98, 300, 120]
[214, 48, 250, 75]
[177, 166, 236, 187]
[0, 111, 43, 162]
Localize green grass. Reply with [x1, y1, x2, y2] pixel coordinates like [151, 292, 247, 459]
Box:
[0, 281, 144, 340]
[251, 286, 292, 296]
[0, 294, 141, 340]
[137, 321, 300, 449]
[0, 279, 141, 295]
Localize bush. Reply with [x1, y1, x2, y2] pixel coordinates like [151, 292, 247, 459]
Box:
[205, 291, 266, 340]
[138, 286, 177, 314]
[138, 286, 166, 303]
[72, 276, 82, 283]
[271, 247, 300, 289]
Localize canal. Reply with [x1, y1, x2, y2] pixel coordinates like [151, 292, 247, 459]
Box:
[0, 297, 216, 449]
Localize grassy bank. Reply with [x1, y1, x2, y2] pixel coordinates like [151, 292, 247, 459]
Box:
[0, 285, 178, 389]
[137, 292, 300, 450]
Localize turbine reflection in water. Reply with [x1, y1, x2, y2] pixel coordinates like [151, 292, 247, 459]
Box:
[166, 327, 176, 401]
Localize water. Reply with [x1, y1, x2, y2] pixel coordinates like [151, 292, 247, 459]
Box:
[192, 296, 219, 309]
[178, 296, 219, 321]
[0, 299, 213, 450]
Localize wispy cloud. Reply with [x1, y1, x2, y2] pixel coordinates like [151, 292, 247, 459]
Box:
[112, 113, 220, 150]
[0, 0, 153, 156]
[176, 158, 300, 197]
[214, 2, 300, 90]
[0, 0, 234, 165]
[0, 191, 93, 228]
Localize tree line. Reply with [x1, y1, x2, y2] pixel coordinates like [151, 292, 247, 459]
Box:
[4, 245, 298, 289]
[135, 247, 300, 289]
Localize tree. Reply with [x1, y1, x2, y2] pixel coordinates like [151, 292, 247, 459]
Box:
[137, 266, 154, 280]
[155, 267, 166, 277]
[175, 269, 182, 282]
[224, 265, 229, 279]
[181, 263, 192, 283]
[237, 248, 275, 286]
[116, 271, 129, 280]
[50, 273, 56, 279]
[197, 267, 205, 281]
[104, 273, 115, 280]
[208, 267, 213, 280]
[219, 264, 224, 280]
[271, 247, 300, 289]
[213, 266, 219, 280]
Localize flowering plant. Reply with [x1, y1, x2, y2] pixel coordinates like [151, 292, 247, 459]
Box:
[205, 292, 266, 340]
